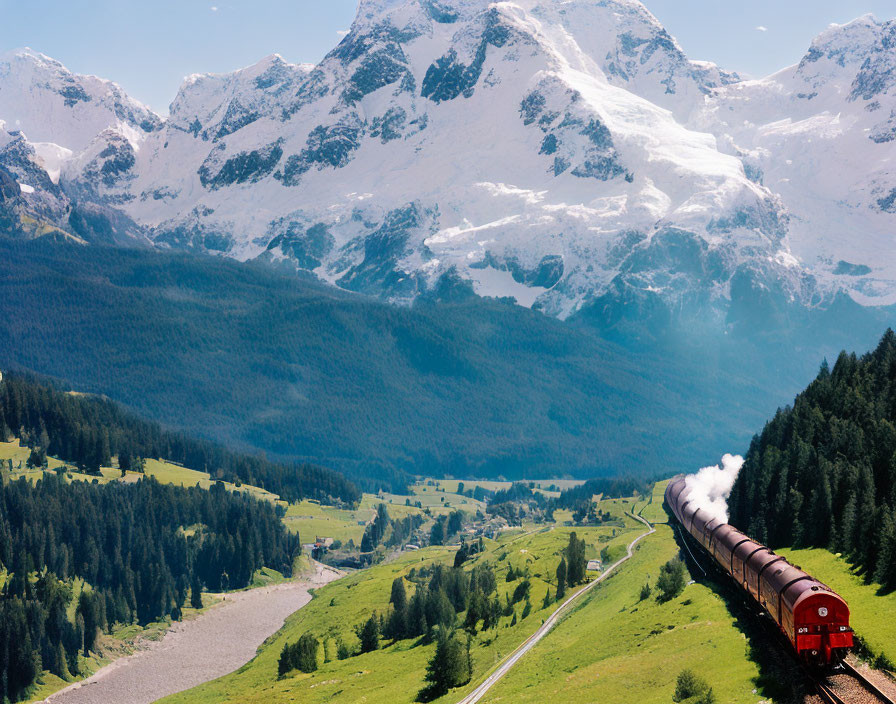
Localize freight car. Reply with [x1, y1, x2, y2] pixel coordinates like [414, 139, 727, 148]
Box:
[664, 476, 853, 666]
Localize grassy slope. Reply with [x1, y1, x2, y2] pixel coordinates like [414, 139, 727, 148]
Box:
[160, 501, 641, 704]
[778, 547, 896, 668]
[0, 440, 279, 502]
[283, 500, 374, 544]
[477, 482, 762, 704]
[283, 480, 501, 546]
[434, 479, 585, 500]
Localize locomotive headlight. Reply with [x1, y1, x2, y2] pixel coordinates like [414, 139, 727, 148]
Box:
[818, 607, 829, 618]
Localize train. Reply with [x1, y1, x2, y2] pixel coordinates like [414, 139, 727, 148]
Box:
[664, 476, 853, 666]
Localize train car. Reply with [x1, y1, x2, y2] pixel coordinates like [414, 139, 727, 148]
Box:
[664, 476, 853, 666]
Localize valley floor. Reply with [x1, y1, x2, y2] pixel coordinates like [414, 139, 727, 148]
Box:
[161, 484, 769, 704]
[35, 563, 340, 704]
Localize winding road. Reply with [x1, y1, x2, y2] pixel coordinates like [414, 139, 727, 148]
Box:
[458, 513, 656, 704]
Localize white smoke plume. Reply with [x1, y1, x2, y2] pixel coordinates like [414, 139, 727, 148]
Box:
[684, 453, 744, 525]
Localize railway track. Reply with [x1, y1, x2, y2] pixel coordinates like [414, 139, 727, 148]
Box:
[812, 661, 896, 704]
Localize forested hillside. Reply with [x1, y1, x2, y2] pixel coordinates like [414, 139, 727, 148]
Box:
[0, 475, 300, 702]
[3, 238, 887, 484]
[729, 330, 896, 590]
[0, 373, 359, 503]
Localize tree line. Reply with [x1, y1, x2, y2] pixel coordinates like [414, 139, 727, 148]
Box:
[0, 372, 359, 504]
[729, 330, 896, 590]
[358, 503, 426, 564]
[0, 474, 301, 702]
[484, 479, 652, 526]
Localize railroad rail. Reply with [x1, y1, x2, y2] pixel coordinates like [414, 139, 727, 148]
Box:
[811, 661, 896, 704]
[815, 678, 847, 704]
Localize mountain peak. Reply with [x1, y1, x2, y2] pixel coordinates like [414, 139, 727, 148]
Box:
[0, 48, 161, 152]
[2, 47, 58, 64]
[799, 14, 882, 69]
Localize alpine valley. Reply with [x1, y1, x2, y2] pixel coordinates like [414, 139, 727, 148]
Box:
[2, 0, 896, 483]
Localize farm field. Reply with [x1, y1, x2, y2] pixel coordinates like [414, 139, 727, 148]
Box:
[283, 500, 374, 544]
[160, 496, 642, 704]
[778, 547, 896, 669]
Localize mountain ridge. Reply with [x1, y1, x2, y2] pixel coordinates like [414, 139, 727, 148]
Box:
[0, 2, 894, 327]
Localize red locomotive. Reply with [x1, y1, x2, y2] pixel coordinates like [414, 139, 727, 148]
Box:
[665, 476, 853, 665]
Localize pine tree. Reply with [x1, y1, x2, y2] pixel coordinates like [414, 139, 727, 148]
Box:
[464, 591, 484, 634]
[430, 519, 446, 546]
[556, 558, 567, 599]
[838, 492, 858, 556]
[639, 582, 651, 601]
[856, 465, 877, 567]
[657, 558, 687, 603]
[358, 613, 380, 653]
[421, 629, 473, 700]
[673, 669, 714, 703]
[564, 533, 587, 586]
[278, 637, 318, 677]
[190, 575, 203, 610]
[874, 507, 896, 588]
[390, 577, 408, 610]
[294, 633, 319, 673]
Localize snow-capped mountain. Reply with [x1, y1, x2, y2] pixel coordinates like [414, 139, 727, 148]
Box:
[1, 1, 895, 322]
[698, 14, 896, 306]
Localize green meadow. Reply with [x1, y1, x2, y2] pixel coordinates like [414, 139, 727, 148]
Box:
[164, 483, 778, 704]
[283, 500, 374, 544]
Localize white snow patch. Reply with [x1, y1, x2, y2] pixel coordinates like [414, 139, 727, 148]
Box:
[31, 142, 73, 184]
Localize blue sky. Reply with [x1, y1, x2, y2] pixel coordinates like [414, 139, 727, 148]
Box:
[0, 0, 893, 113]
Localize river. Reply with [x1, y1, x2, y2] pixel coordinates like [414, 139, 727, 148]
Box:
[42, 562, 341, 704]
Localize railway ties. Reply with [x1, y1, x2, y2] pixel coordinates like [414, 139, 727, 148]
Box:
[813, 661, 896, 704]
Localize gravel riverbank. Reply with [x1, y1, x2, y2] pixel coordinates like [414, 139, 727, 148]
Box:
[42, 562, 341, 704]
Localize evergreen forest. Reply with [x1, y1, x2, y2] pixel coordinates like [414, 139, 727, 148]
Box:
[729, 330, 896, 590]
[0, 474, 301, 702]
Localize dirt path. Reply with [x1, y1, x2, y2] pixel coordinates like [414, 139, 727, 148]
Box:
[457, 513, 655, 704]
[42, 562, 342, 704]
